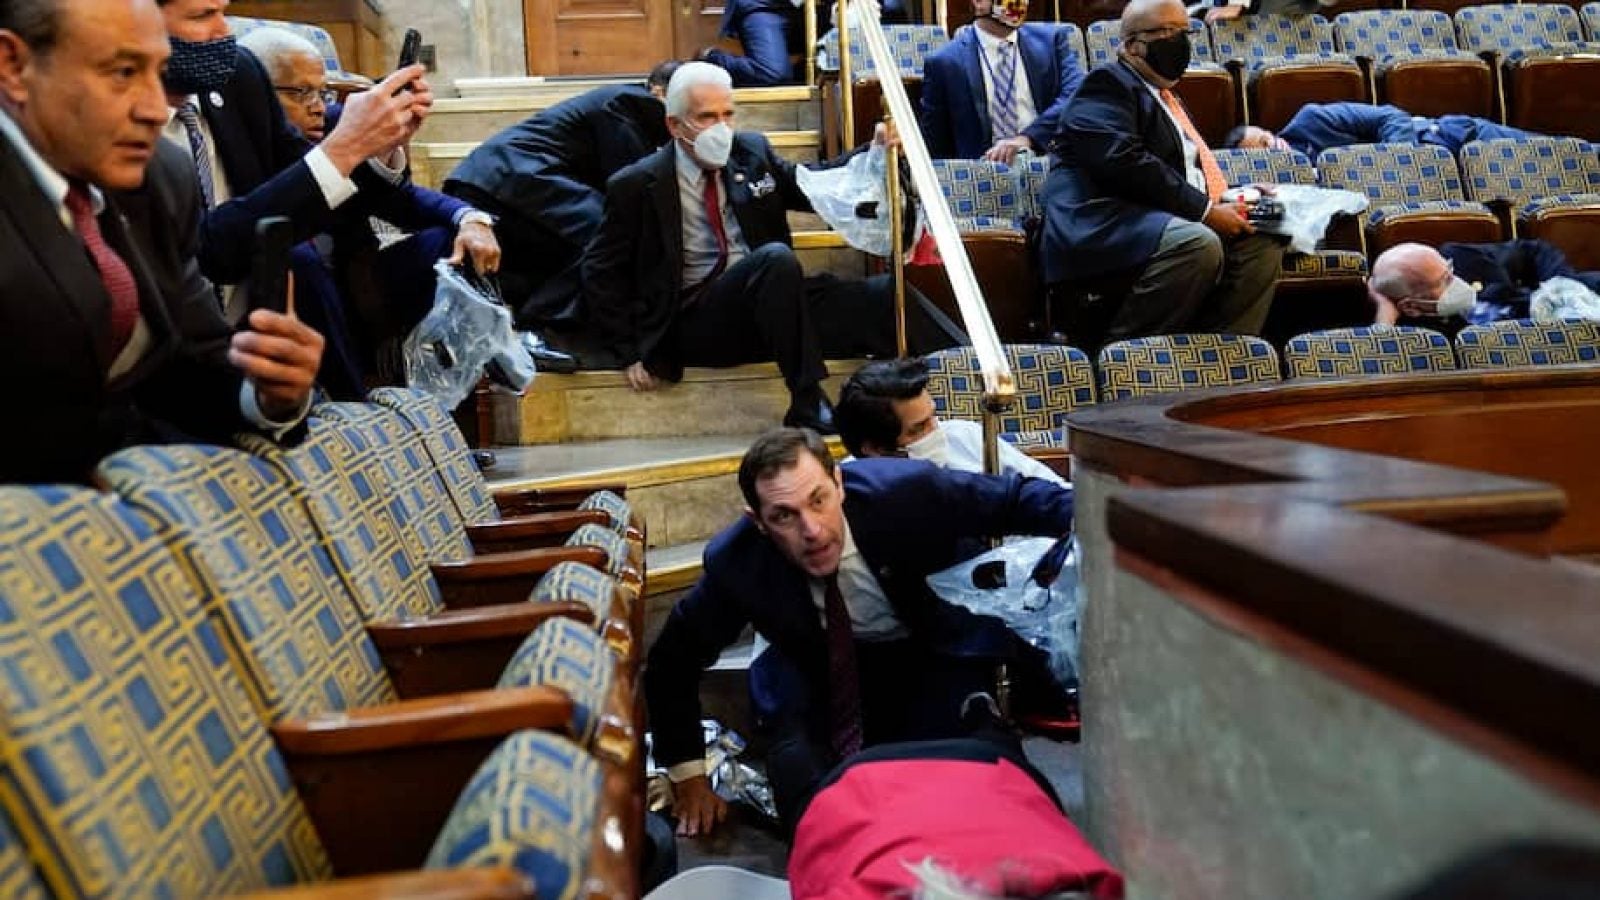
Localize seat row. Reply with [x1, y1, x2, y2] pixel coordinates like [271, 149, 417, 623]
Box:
[821, 4, 1600, 150]
[924, 319, 1600, 449]
[0, 388, 648, 898]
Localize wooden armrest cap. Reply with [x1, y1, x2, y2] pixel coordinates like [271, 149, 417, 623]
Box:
[272, 686, 576, 755]
[231, 868, 534, 900]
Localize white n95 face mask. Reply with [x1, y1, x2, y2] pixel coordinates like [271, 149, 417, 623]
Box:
[1435, 276, 1477, 318]
[903, 424, 951, 468]
[686, 121, 734, 168]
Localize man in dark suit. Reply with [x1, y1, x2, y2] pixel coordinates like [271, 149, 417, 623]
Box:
[646, 428, 1074, 836]
[155, 0, 433, 317]
[1040, 0, 1283, 341]
[918, 0, 1084, 163]
[583, 62, 963, 433]
[1368, 240, 1600, 333]
[445, 62, 678, 330]
[700, 0, 909, 88]
[242, 26, 502, 396]
[1226, 102, 1541, 159]
[0, 0, 322, 484]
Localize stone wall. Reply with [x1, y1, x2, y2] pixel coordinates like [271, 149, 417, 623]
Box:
[378, 0, 529, 89]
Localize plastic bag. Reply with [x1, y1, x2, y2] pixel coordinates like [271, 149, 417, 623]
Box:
[1225, 183, 1368, 255]
[925, 534, 1081, 690]
[1532, 276, 1600, 323]
[403, 261, 535, 409]
[795, 144, 911, 257]
[644, 720, 778, 825]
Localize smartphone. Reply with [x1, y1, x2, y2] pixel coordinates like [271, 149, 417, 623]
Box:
[247, 216, 294, 315]
[395, 27, 422, 92]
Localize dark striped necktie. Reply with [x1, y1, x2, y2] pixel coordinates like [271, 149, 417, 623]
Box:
[823, 573, 863, 759]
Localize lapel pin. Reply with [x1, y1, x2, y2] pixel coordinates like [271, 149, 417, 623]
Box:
[210, 91, 225, 107]
[734, 172, 746, 183]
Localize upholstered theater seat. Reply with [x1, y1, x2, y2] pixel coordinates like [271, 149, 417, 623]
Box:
[1097, 334, 1281, 401]
[925, 343, 1098, 451]
[1334, 10, 1494, 118]
[1455, 4, 1600, 140]
[1284, 326, 1458, 379]
[1459, 136, 1600, 270]
[916, 159, 1044, 341]
[1454, 318, 1600, 367]
[1317, 143, 1503, 254]
[1209, 14, 1367, 132]
[818, 24, 948, 154]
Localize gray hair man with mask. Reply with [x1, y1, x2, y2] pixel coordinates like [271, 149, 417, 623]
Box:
[1038, 0, 1285, 342]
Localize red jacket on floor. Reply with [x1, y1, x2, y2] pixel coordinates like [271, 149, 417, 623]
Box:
[788, 755, 1124, 899]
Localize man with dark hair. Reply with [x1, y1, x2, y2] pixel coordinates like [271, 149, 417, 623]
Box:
[0, 0, 323, 483]
[1222, 103, 1541, 158]
[645, 426, 1074, 836]
[918, 0, 1084, 162]
[444, 61, 681, 333]
[835, 358, 1065, 485]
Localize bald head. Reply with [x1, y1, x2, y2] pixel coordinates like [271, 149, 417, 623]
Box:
[1121, 0, 1185, 38]
[1370, 243, 1448, 302]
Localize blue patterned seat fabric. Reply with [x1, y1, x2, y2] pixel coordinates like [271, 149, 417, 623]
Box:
[565, 524, 633, 578]
[0, 486, 331, 896]
[533, 561, 618, 623]
[1085, 19, 1215, 66]
[0, 808, 43, 899]
[1098, 334, 1282, 400]
[1014, 154, 1051, 224]
[96, 445, 398, 722]
[925, 344, 1097, 441]
[1333, 9, 1484, 75]
[1283, 326, 1456, 378]
[1455, 4, 1600, 61]
[1584, 2, 1600, 39]
[1459, 137, 1600, 213]
[1316, 144, 1498, 231]
[1209, 13, 1359, 81]
[426, 729, 602, 900]
[1213, 147, 1364, 281]
[1454, 318, 1600, 368]
[817, 24, 948, 77]
[931, 158, 1023, 230]
[498, 619, 617, 745]
[368, 388, 499, 525]
[577, 489, 635, 533]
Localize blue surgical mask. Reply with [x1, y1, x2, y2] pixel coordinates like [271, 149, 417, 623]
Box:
[164, 35, 239, 95]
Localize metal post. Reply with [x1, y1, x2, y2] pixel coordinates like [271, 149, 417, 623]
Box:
[838, 0, 855, 149]
[885, 112, 908, 358]
[805, 0, 817, 87]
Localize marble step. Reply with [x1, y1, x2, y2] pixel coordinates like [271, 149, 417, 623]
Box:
[419, 84, 821, 146]
[483, 358, 871, 445]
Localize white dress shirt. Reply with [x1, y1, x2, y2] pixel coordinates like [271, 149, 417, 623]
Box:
[674, 142, 749, 291]
[0, 109, 305, 435]
[162, 95, 358, 210]
[940, 419, 1069, 487]
[974, 26, 1039, 141]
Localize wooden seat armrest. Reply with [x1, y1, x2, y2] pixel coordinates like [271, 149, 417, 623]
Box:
[1025, 447, 1071, 480]
[271, 686, 575, 757]
[230, 868, 534, 900]
[467, 510, 609, 555]
[369, 601, 598, 649]
[433, 546, 608, 609]
[492, 483, 629, 516]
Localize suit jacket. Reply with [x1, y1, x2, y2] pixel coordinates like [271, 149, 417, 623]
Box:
[195, 48, 421, 284]
[1441, 239, 1600, 319]
[580, 132, 813, 377]
[643, 458, 1074, 769]
[1276, 102, 1419, 158]
[444, 84, 668, 250]
[1039, 59, 1210, 283]
[919, 23, 1084, 160]
[0, 139, 259, 484]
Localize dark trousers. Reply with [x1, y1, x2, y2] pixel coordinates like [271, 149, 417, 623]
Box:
[447, 182, 591, 328]
[761, 638, 993, 833]
[290, 243, 366, 401]
[675, 242, 964, 398]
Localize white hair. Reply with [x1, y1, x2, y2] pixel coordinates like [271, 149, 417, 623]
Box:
[664, 61, 733, 119]
[237, 27, 324, 81]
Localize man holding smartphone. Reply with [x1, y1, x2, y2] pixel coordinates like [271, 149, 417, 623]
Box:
[0, 0, 324, 484]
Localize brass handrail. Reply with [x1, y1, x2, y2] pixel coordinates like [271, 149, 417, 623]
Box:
[844, 0, 1017, 466]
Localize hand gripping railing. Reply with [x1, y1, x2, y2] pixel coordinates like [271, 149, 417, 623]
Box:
[833, 0, 1018, 477]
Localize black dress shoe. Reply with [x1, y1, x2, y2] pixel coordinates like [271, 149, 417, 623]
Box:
[471, 450, 498, 472]
[519, 331, 579, 374]
[782, 390, 837, 435]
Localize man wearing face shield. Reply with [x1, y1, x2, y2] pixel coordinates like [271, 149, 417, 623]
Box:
[582, 62, 965, 434]
[1039, 0, 1285, 341]
[918, 0, 1084, 163]
[1370, 241, 1600, 332]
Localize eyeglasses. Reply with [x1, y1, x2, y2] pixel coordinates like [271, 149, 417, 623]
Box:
[1125, 22, 1197, 42]
[273, 85, 337, 108]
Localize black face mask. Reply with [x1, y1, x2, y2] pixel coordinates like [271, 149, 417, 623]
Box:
[1139, 32, 1190, 82]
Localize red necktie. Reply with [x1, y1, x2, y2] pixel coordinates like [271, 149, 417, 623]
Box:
[64, 182, 139, 356]
[1159, 89, 1228, 203]
[703, 171, 730, 283]
[823, 574, 863, 759]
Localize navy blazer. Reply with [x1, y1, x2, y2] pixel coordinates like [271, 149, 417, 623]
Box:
[196, 48, 422, 284]
[581, 132, 813, 377]
[1039, 59, 1210, 284]
[643, 458, 1074, 769]
[919, 23, 1084, 160]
